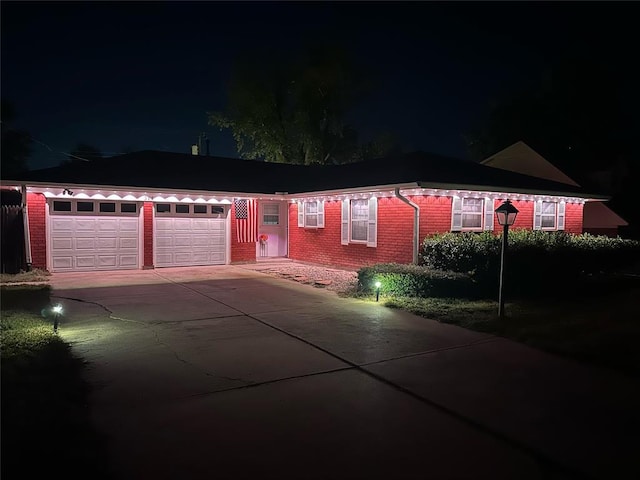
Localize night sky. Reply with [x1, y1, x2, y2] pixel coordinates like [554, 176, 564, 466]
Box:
[2, 1, 636, 170]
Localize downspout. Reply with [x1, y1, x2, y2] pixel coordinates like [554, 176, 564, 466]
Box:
[21, 185, 33, 271]
[394, 187, 419, 264]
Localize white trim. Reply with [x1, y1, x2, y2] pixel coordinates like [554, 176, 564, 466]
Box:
[367, 196, 378, 248]
[483, 197, 494, 231]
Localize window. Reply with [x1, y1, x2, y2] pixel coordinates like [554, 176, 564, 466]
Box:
[297, 201, 324, 228]
[99, 202, 116, 213]
[534, 200, 565, 231]
[341, 197, 377, 247]
[53, 201, 72, 212]
[211, 206, 225, 215]
[540, 202, 556, 229]
[156, 204, 171, 213]
[350, 200, 368, 242]
[263, 204, 279, 225]
[175, 204, 189, 214]
[194, 205, 207, 214]
[77, 201, 94, 212]
[451, 197, 494, 232]
[462, 198, 483, 229]
[121, 203, 137, 213]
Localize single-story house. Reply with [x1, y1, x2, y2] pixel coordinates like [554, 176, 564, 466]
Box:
[0, 149, 608, 272]
[481, 141, 628, 237]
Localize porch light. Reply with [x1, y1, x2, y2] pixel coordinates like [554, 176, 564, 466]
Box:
[495, 200, 519, 319]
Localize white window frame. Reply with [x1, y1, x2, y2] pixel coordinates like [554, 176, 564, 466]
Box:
[540, 201, 557, 230]
[349, 199, 369, 243]
[297, 200, 324, 228]
[451, 196, 494, 232]
[341, 197, 377, 247]
[262, 203, 280, 226]
[49, 199, 140, 216]
[534, 200, 565, 231]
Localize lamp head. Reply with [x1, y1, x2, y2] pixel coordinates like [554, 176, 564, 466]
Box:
[495, 199, 519, 226]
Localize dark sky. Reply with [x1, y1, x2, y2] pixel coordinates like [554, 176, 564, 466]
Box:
[1, 1, 636, 170]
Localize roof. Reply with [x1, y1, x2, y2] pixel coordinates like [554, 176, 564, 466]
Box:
[5, 150, 608, 199]
[481, 141, 580, 187]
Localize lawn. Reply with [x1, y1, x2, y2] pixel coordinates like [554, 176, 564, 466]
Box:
[376, 275, 640, 377]
[0, 285, 112, 480]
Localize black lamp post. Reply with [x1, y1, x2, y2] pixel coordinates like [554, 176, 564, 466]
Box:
[495, 199, 519, 319]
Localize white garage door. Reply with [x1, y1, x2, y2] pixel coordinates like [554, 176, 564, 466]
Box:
[49, 200, 140, 272]
[154, 204, 227, 267]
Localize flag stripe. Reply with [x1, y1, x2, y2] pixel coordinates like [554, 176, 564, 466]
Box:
[235, 199, 258, 243]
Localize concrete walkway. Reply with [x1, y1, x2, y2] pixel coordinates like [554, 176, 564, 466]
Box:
[51, 265, 640, 480]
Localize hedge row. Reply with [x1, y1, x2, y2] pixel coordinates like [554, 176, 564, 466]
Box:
[357, 263, 479, 298]
[357, 232, 640, 300]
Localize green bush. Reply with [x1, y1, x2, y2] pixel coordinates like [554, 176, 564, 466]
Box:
[420, 231, 640, 298]
[357, 263, 479, 298]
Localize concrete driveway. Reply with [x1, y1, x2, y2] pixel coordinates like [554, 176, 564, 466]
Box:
[52, 265, 640, 480]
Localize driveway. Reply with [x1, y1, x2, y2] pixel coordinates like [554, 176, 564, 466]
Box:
[52, 265, 640, 480]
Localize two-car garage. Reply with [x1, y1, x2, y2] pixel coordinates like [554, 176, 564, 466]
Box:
[47, 198, 228, 272]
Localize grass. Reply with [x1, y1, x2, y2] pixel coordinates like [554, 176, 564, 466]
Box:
[366, 275, 640, 377]
[1, 287, 111, 480]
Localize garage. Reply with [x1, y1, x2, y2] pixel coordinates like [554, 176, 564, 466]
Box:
[48, 199, 140, 272]
[154, 203, 227, 267]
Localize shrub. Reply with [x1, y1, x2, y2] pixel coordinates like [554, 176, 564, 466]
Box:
[357, 263, 480, 299]
[420, 231, 640, 298]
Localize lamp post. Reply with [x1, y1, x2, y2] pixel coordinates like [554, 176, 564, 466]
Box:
[495, 200, 519, 319]
[375, 281, 381, 302]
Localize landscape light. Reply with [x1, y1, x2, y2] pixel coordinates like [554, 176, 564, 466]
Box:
[375, 281, 381, 302]
[52, 304, 63, 333]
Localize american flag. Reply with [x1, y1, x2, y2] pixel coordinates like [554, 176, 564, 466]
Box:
[234, 199, 258, 243]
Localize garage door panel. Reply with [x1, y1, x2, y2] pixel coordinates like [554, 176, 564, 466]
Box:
[119, 255, 138, 267]
[119, 238, 138, 249]
[76, 238, 96, 249]
[51, 218, 74, 231]
[155, 217, 226, 267]
[97, 256, 117, 267]
[76, 256, 98, 268]
[97, 238, 117, 249]
[52, 257, 73, 269]
[50, 214, 139, 272]
[174, 236, 193, 247]
[52, 238, 73, 250]
[77, 219, 98, 231]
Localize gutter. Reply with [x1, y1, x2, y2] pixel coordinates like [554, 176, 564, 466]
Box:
[394, 188, 419, 264]
[21, 185, 33, 270]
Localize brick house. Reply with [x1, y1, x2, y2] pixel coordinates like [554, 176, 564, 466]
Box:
[1, 150, 607, 272]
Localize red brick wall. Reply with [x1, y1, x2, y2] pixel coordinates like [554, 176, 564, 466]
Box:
[288, 196, 452, 269]
[493, 199, 534, 231]
[288, 195, 585, 269]
[143, 202, 154, 268]
[230, 202, 256, 263]
[27, 193, 47, 270]
[492, 199, 583, 233]
[565, 202, 583, 234]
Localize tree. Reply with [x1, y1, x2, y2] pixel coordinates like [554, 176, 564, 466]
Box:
[1, 99, 32, 179]
[209, 45, 377, 165]
[466, 59, 632, 178]
[466, 57, 639, 236]
[63, 143, 103, 164]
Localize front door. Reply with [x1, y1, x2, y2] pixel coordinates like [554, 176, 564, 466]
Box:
[257, 201, 287, 258]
